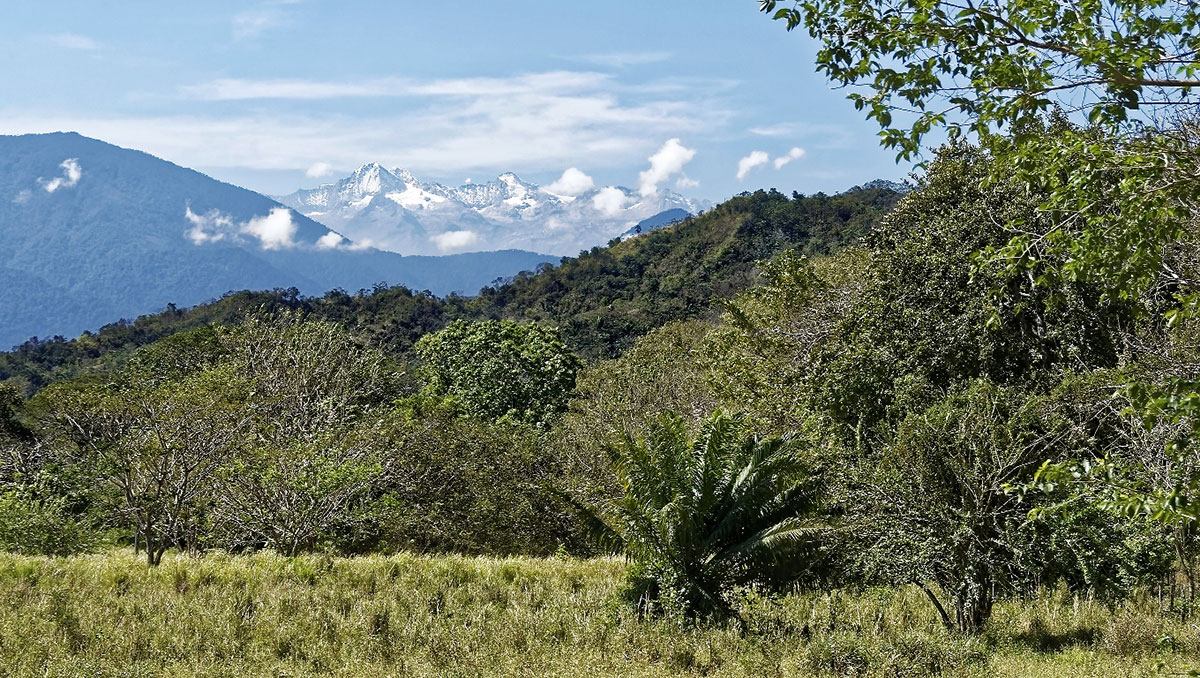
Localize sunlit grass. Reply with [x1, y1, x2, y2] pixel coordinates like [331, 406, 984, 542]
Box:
[0, 549, 1193, 677]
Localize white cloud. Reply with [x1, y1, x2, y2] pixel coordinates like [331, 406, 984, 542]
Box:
[637, 138, 695, 196]
[592, 186, 628, 216]
[575, 52, 671, 68]
[736, 150, 769, 181]
[748, 122, 855, 149]
[316, 231, 345, 249]
[543, 167, 595, 196]
[185, 205, 298, 249]
[184, 206, 234, 245]
[12, 190, 31, 205]
[232, 1, 300, 40]
[748, 124, 794, 137]
[46, 33, 101, 51]
[306, 162, 334, 178]
[774, 147, 806, 169]
[7, 69, 730, 180]
[675, 176, 700, 190]
[431, 230, 480, 252]
[242, 208, 298, 249]
[39, 158, 82, 193]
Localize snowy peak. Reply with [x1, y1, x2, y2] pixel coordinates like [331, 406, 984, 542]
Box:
[275, 165, 711, 256]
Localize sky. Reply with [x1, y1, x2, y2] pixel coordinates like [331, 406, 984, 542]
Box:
[0, 1, 913, 201]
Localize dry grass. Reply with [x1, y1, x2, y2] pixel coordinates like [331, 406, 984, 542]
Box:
[0, 549, 1194, 677]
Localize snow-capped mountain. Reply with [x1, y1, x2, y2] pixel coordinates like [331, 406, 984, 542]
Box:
[276, 165, 710, 256]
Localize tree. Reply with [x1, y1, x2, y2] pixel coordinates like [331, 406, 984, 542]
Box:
[568, 412, 819, 619]
[855, 381, 1045, 634]
[205, 313, 399, 553]
[761, 0, 1200, 523]
[40, 368, 252, 565]
[760, 0, 1200, 159]
[415, 320, 580, 427]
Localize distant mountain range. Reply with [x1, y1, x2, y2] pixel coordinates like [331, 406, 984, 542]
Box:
[275, 164, 710, 256]
[0, 133, 555, 348]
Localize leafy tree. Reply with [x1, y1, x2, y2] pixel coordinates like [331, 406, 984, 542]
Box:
[204, 313, 399, 553]
[854, 381, 1045, 633]
[760, 0, 1200, 159]
[569, 412, 819, 619]
[39, 367, 252, 565]
[761, 0, 1200, 523]
[369, 394, 579, 555]
[416, 320, 580, 426]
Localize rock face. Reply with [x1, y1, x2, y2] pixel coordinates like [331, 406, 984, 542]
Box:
[277, 164, 709, 256]
[0, 133, 554, 347]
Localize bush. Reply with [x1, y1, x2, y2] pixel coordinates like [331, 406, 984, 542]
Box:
[0, 489, 96, 555]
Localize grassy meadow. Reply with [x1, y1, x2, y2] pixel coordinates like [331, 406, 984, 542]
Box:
[0, 549, 1194, 677]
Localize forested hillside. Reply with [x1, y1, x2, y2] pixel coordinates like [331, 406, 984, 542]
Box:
[0, 186, 899, 392]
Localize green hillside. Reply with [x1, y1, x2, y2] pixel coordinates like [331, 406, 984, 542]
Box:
[0, 186, 899, 392]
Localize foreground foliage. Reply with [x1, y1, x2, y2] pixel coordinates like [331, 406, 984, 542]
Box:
[571, 413, 818, 619]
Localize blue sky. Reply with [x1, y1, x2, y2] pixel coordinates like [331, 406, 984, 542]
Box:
[0, 0, 911, 200]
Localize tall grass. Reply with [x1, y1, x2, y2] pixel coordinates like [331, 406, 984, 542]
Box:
[0, 549, 1194, 677]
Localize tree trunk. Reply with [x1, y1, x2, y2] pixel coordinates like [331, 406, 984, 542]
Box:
[914, 581, 953, 630]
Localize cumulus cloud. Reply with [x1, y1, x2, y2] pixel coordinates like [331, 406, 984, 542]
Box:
[243, 208, 298, 250]
[675, 176, 700, 190]
[185, 205, 298, 249]
[774, 146, 806, 169]
[638, 138, 695, 196]
[736, 151, 769, 181]
[544, 167, 595, 196]
[316, 231, 346, 249]
[306, 162, 334, 178]
[431, 230, 480, 252]
[39, 158, 83, 193]
[185, 206, 235, 245]
[12, 190, 31, 205]
[592, 186, 628, 216]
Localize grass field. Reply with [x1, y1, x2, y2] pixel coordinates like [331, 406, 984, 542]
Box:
[0, 549, 1195, 677]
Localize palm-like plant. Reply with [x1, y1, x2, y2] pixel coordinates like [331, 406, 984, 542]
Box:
[570, 412, 819, 618]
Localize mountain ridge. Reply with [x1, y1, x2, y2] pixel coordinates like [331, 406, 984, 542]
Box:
[276, 164, 710, 256]
[0, 133, 556, 348]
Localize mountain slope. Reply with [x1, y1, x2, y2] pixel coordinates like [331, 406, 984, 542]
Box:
[277, 164, 709, 256]
[0, 185, 902, 392]
[0, 133, 554, 347]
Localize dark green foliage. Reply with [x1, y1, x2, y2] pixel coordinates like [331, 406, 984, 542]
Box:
[415, 320, 580, 426]
[0, 489, 96, 556]
[571, 412, 819, 618]
[368, 395, 582, 556]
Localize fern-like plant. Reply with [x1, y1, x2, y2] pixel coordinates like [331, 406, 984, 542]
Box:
[569, 412, 819, 618]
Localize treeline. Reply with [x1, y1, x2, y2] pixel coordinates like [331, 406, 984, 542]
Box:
[0, 186, 900, 393]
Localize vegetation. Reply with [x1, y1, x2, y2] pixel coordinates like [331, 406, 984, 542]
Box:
[571, 413, 818, 619]
[0, 549, 1197, 677]
[0, 186, 900, 393]
[3, 2, 1200, 674]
